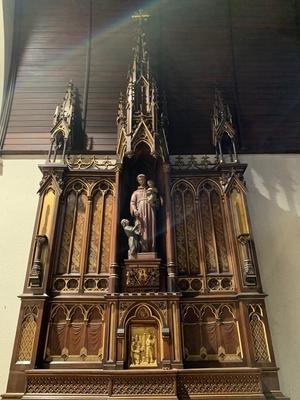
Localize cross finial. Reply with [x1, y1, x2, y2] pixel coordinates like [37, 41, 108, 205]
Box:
[132, 9, 150, 25]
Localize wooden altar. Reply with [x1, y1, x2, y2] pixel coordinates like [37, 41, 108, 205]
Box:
[2, 11, 288, 400]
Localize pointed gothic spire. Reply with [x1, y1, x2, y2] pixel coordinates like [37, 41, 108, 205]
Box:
[48, 80, 75, 163]
[116, 10, 168, 162]
[211, 88, 238, 163]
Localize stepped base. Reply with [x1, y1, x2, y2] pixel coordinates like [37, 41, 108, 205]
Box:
[1, 368, 274, 400]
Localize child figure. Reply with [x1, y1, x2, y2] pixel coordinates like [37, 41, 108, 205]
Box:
[146, 180, 158, 207]
[121, 219, 141, 258]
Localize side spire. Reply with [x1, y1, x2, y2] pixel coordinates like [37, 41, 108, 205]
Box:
[211, 88, 238, 163]
[48, 80, 75, 163]
[116, 10, 168, 162]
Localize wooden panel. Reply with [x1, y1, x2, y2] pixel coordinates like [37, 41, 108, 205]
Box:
[3, 0, 300, 153]
[3, 0, 89, 152]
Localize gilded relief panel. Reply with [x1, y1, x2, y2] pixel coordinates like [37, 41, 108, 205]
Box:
[129, 325, 158, 368]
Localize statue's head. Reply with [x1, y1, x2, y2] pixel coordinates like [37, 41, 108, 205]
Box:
[121, 219, 129, 227]
[137, 174, 146, 187]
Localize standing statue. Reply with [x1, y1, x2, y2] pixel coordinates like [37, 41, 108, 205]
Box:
[145, 333, 156, 364]
[130, 174, 159, 252]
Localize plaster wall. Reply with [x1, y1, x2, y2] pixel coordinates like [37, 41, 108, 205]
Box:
[241, 154, 300, 399]
[0, 2, 4, 110]
[0, 155, 299, 399]
[0, 158, 44, 395]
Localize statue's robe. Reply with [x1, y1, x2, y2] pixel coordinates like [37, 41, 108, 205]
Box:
[130, 186, 156, 252]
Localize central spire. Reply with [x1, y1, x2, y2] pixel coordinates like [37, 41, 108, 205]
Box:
[116, 10, 168, 162]
[131, 10, 150, 98]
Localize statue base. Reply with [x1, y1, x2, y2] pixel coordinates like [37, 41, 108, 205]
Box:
[123, 252, 161, 292]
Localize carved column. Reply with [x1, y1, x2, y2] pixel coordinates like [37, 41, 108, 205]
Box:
[29, 235, 47, 287]
[163, 163, 176, 292]
[237, 233, 257, 286]
[109, 165, 122, 293]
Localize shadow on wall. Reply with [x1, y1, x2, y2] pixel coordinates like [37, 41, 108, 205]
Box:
[244, 155, 300, 400]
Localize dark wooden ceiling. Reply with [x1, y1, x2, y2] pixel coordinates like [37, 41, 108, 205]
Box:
[2, 0, 300, 154]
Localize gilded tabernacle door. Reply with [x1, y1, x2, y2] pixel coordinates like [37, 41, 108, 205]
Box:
[129, 324, 158, 368]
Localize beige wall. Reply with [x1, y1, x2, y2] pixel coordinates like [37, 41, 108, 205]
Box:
[0, 158, 44, 395]
[0, 155, 299, 399]
[242, 154, 300, 399]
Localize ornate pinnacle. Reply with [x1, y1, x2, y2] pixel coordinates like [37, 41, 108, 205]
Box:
[116, 10, 169, 162]
[211, 88, 238, 163]
[117, 92, 125, 124]
[53, 80, 74, 128]
[48, 80, 75, 163]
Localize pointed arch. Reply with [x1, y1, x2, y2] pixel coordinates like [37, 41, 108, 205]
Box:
[198, 180, 230, 274]
[57, 180, 88, 275]
[229, 184, 250, 236]
[37, 187, 55, 238]
[171, 180, 200, 276]
[87, 180, 114, 274]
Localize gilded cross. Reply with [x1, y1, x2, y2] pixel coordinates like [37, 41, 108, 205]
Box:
[132, 9, 150, 25]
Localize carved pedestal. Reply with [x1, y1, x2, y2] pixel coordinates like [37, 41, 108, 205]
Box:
[123, 252, 161, 292]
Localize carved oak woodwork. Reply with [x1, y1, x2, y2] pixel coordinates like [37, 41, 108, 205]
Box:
[3, 10, 288, 400]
